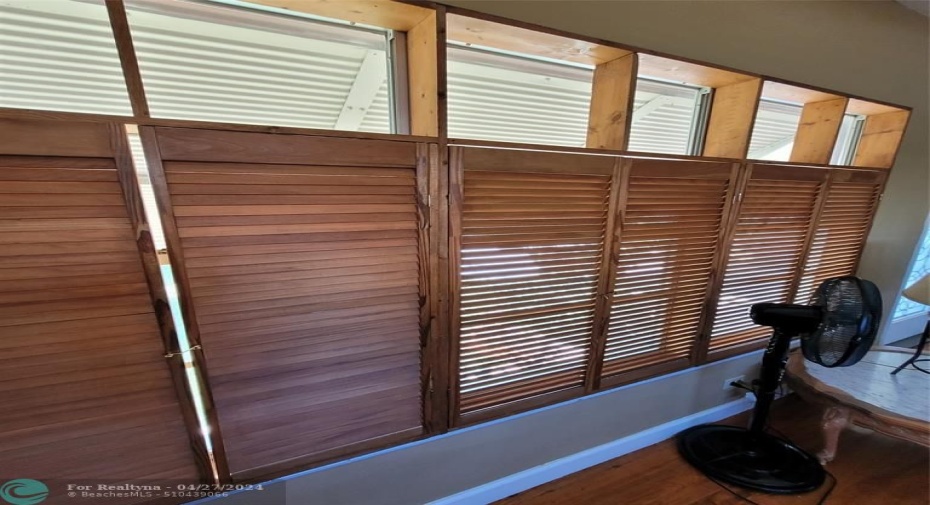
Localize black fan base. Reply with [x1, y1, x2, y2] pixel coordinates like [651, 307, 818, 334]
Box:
[678, 424, 825, 494]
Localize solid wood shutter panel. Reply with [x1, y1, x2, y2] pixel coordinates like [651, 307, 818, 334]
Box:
[144, 127, 427, 479]
[452, 147, 614, 416]
[601, 159, 736, 381]
[709, 164, 827, 354]
[0, 120, 200, 483]
[795, 170, 884, 302]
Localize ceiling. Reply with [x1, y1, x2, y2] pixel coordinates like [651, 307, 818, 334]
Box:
[896, 0, 930, 17]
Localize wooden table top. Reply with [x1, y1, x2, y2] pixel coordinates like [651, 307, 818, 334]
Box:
[786, 347, 930, 435]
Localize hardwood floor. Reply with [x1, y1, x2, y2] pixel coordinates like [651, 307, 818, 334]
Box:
[497, 396, 929, 505]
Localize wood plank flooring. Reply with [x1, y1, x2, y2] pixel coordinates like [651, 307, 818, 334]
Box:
[497, 396, 929, 504]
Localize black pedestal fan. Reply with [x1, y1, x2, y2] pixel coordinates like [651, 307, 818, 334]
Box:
[678, 276, 882, 494]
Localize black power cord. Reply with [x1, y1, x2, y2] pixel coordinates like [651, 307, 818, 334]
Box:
[703, 456, 837, 505]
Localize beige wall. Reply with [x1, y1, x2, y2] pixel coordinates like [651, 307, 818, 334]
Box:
[445, 0, 930, 335]
[210, 3, 928, 503]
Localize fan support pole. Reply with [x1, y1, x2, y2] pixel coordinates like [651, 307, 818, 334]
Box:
[750, 329, 793, 436]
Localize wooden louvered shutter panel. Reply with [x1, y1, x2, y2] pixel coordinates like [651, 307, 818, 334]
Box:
[0, 120, 201, 487]
[451, 147, 615, 421]
[795, 170, 884, 302]
[708, 164, 827, 357]
[601, 159, 736, 385]
[144, 127, 427, 479]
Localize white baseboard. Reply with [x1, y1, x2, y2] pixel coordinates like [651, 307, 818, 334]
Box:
[428, 394, 755, 505]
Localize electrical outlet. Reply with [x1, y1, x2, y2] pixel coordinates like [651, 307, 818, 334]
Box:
[723, 375, 747, 392]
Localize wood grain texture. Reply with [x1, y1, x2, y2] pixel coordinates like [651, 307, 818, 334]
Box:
[702, 78, 763, 159]
[602, 159, 735, 378]
[461, 147, 615, 175]
[0, 107, 437, 144]
[707, 163, 829, 356]
[786, 349, 930, 449]
[152, 127, 417, 167]
[794, 169, 885, 302]
[762, 81, 842, 105]
[110, 123, 217, 482]
[638, 53, 755, 88]
[586, 54, 638, 150]
[244, 0, 433, 31]
[453, 147, 612, 417]
[497, 395, 929, 505]
[790, 97, 848, 165]
[145, 127, 426, 478]
[0, 118, 113, 157]
[419, 142, 450, 434]
[846, 98, 904, 116]
[0, 122, 199, 495]
[447, 13, 630, 65]
[584, 159, 625, 392]
[408, 11, 440, 137]
[852, 110, 910, 169]
[448, 146, 465, 424]
[105, 0, 149, 117]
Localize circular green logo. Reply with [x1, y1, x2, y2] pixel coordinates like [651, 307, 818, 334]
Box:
[0, 480, 48, 505]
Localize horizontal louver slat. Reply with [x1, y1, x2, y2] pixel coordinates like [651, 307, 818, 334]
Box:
[456, 149, 612, 414]
[125, 0, 391, 132]
[796, 177, 882, 301]
[151, 128, 423, 476]
[710, 167, 824, 351]
[602, 160, 731, 377]
[0, 120, 200, 487]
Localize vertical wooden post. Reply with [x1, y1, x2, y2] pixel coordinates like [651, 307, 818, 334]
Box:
[586, 53, 638, 150]
[790, 98, 848, 164]
[850, 172, 888, 273]
[702, 78, 763, 159]
[105, 0, 149, 118]
[109, 124, 218, 483]
[419, 142, 450, 434]
[693, 162, 751, 364]
[407, 9, 445, 138]
[584, 157, 627, 392]
[447, 146, 464, 426]
[787, 171, 832, 303]
[138, 126, 232, 483]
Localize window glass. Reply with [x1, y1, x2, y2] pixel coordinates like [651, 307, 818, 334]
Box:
[628, 79, 703, 155]
[830, 113, 863, 165]
[125, 0, 391, 132]
[126, 132, 166, 250]
[894, 220, 930, 320]
[448, 48, 707, 154]
[748, 99, 803, 161]
[0, 0, 133, 115]
[447, 46, 592, 146]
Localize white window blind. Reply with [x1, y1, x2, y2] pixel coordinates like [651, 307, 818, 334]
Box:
[447, 46, 592, 147]
[628, 79, 703, 155]
[0, 0, 133, 115]
[748, 99, 803, 161]
[125, 0, 391, 132]
[448, 47, 705, 154]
